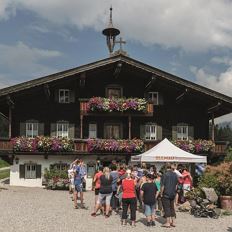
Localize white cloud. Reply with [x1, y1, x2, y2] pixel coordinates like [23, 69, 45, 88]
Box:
[191, 64, 232, 97]
[191, 60, 232, 123]
[0, 42, 62, 87]
[0, 0, 232, 51]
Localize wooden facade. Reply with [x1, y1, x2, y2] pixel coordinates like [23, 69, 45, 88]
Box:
[0, 55, 232, 157]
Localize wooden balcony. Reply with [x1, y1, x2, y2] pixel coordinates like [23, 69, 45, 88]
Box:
[79, 98, 154, 117]
[0, 139, 12, 152]
[211, 141, 228, 156]
[0, 138, 228, 156]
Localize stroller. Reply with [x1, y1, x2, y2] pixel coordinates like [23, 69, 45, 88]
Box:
[189, 187, 219, 219]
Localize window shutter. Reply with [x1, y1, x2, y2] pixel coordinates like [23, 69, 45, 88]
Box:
[158, 94, 163, 105]
[157, 125, 163, 140]
[140, 125, 145, 139]
[54, 90, 59, 102]
[38, 123, 44, 136]
[36, 165, 42, 178]
[50, 123, 57, 137]
[69, 90, 75, 103]
[69, 123, 75, 139]
[19, 164, 25, 179]
[20, 123, 26, 136]
[188, 126, 194, 140]
[172, 126, 177, 140]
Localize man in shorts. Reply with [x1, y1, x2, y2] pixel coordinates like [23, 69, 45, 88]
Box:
[160, 163, 178, 228]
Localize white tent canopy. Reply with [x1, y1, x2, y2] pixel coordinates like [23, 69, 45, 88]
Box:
[131, 138, 207, 163]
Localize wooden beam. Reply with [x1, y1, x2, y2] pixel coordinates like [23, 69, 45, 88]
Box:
[211, 112, 215, 141]
[6, 95, 14, 108]
[43, 84, 50, 99]
[113, 62, 122, 78]
[80, 115, 83, 139]
[176, 88, 188, 102]
[128, 115, 131, 140]
[145, 75, 156, 89]
[8, 106, 12, 138]
[79, 72, 86, 88]
[208, 102, 222, 113]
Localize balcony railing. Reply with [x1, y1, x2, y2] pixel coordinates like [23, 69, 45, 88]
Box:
[0, 139, 12, 151]
[0, 138, 228, 156]
[80, 98, 154, 116]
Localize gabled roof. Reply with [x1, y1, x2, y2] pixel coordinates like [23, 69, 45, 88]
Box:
[0, 54, 232, 106]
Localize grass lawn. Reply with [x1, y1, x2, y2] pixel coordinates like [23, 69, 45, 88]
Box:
[0, 169, 10, 180]
[0, 160, 10, 168]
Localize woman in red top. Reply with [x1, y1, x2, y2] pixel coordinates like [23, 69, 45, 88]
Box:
[93, 166, 103, 204]
[121, 169, 137, 227]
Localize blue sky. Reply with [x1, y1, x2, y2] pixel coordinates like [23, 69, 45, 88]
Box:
[0, 0, 231, 123]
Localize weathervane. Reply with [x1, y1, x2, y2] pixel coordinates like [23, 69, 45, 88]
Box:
[102, 7, 120, 54]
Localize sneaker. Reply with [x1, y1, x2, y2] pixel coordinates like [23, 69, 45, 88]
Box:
[151, 221, 156, 226]
[146, 222, 151, 227]
[91, 212, 96, 217]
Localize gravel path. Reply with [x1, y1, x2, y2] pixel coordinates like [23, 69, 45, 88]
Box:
[0, 186, 231, 232]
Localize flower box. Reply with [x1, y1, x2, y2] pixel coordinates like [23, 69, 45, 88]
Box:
[172, 139, 215, 154]
[87, 139, 144, 153]
[87, 97, 147, 113]
[11, 136, 74, 152]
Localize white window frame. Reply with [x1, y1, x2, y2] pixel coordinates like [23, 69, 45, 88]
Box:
[59, 89, 70, 103]
[148, 92, 159, 105]
[26, 122, 38, 138]
[177, 125, 188, 140]
[89, 123, 97, 139]
[57, 122, 69, 138]
[25, 163, 36, 179]
[145, 124, 157, 140]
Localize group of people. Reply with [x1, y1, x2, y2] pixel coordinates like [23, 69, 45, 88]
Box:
[68, 160, 193, 228]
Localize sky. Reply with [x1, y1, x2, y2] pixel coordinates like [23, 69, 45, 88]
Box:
[0, 0, 232, 124]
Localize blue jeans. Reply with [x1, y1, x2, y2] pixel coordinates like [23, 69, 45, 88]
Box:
[144, 204, 156, 217]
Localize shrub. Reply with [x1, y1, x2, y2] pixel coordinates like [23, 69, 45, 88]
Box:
[224, 147, 232, 162]
[200, 162, 232, 196]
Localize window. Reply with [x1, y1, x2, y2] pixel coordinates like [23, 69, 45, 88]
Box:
[59, 89, 70, 103]
[50, 163, 68, 171]
[57, 122, 69, 138]
[148, 92, 159, 105]
[25, 164, 36, 179]
[145, 124, 157, 140]
[106, 86, 122, 98]
[105, 123, 121, 139]
[26, 122, 38, 138]
[89, 123, 97, 138]
[177, 125, 188, 140]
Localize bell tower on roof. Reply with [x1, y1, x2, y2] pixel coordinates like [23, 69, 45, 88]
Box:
[102, 7, 120, 55]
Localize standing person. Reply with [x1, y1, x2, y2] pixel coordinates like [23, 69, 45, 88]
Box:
[79, 160, 87, 191]
[73, 160, 85, 209]
[68, 161, 75, 195]
[140, 173, 159, 227]
[93, 166, 103, 204]
[121, 169, 137, 227]
[182, 167, 192, 197]
[110, 165, 119, 212]
[91, 167, 113, 218]
[155, 172, 163, 214]
[160, 163, 178, 228]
